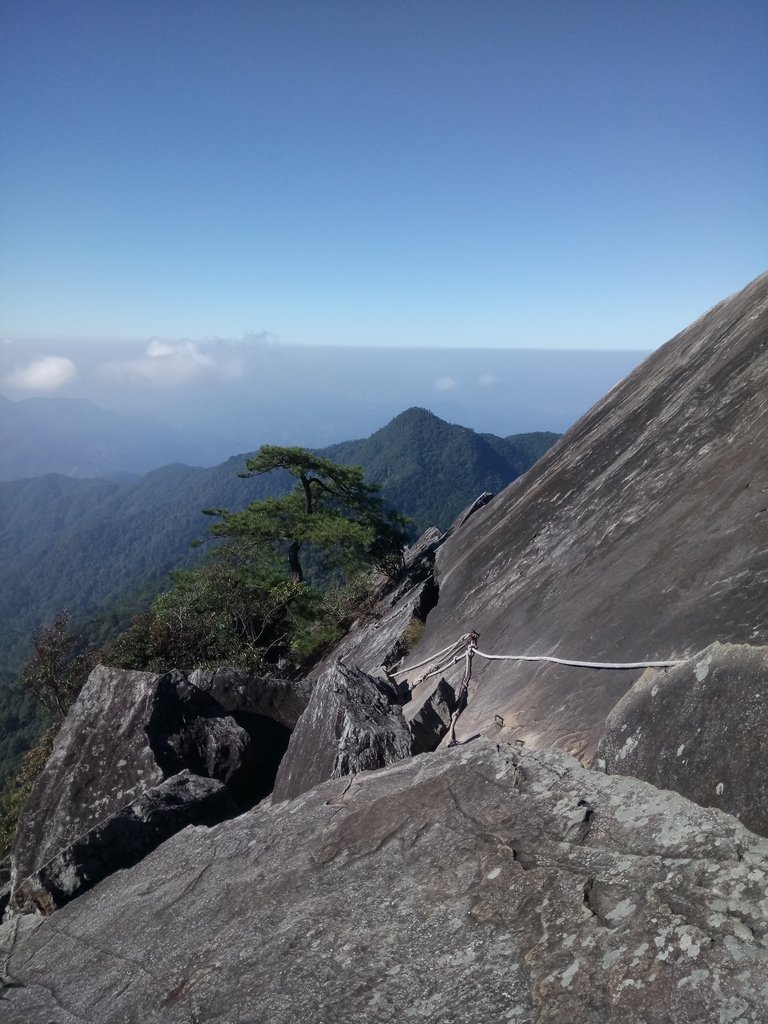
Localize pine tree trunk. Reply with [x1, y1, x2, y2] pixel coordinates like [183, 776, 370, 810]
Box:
[288, 540, 303, 583]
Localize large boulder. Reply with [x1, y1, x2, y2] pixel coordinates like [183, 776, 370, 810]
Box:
[11, 771, 237, 914]
[188, 667, 312, 729]
[398, 271, 768, 758]
[404, 676, 457, 753]
[3, 739, 768, 1022]
[598, 642, 768, 836]
[10, 665, 256, 909]
[271, 663, 412, 802]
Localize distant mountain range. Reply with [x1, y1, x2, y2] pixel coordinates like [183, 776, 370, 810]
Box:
[0, 407, 558, 779]
[0, 394, 231, 480]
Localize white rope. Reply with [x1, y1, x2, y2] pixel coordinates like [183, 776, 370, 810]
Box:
[390, 634, 472, 676]
[389, 630, 683, 745]
[391, 631, 683, 682]
[473, 649, 683, 670]
[411, 652, 464, 690]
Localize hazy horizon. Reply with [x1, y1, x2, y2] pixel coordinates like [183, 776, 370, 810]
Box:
[0, 341, 649, 473]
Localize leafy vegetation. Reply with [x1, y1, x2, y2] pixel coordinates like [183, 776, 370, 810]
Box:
[107, 448, 407, 675]
[0, 613, 98, 854]
[105, 557, 298, 673]
[18, 612, 99, 725]
[214, 446, 407, 582]
[0, 680, 46, 793]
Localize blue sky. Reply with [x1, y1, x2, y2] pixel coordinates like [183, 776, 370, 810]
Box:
[1, 0, 766, 352]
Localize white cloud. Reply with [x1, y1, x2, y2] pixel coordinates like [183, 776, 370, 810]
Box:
[433, 375, 458, 392]
[101, 338, 243, 386]
[478, 374, 498, 388]
[4, 355, 78, 391]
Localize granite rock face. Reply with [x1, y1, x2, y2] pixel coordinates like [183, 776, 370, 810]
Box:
[0, 860, 10, 920]
[400, 272, 768, 759]
[4, 739, 768, 1023]
[188, 666, 312, 729]
[271, 663, 412, 802]
[11, 771, 237, 914]
[10, 665, 255, 909]
[599, 642, 768, 836]
[404, 676, 457, 754]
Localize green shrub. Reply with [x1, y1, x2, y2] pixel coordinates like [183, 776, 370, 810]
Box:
[402, 617, 426, 653]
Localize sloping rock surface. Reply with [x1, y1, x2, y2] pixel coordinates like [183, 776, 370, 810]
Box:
[302, 492, 497, 698]
[271, 663, 412, 802]
[11, 771, 237, 914]
[4, 740, 768, 1023]
[401, 272, 768, 758]
[306, 526, 444, 685]
[599, 642, 768, 836]
[11, 666, 254, 901]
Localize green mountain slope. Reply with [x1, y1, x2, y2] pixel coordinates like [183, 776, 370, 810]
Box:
[0, 462, 290, 671]
[1, 406, 558, 670]
[324, 408, 559, 531]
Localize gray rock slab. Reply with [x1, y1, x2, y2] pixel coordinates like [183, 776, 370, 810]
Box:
[403, 524, 444, 563]
[271, 663, 412, 802]
[188, 666, 312, 729]
[599, 641, 768, 836]
[446, 490, 495, 533]
[0, 914, 43, 992]
[398, 271, 768, 759]
[404, 676, 457, 754]
[11, 665, 254, 902]
[0, 858, 10, 919]
[4, 740, 768, 1023]
[12, 771, 238, 915]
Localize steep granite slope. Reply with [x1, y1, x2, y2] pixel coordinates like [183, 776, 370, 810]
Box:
[400, 272, 768, 758]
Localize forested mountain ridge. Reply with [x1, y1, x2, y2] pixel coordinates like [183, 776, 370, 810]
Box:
[323, 407, 558, 530]
[0, 408, 558, 779]
[0, 461, 291, 674]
